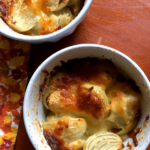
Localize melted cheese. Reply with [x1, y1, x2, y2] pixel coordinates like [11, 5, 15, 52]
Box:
[0, 0, 84, 35]
[47, 83, 109, 121]
[42, 58, 141, 150]
[42, 116, 87, 150]
[105, 80, 140, 135]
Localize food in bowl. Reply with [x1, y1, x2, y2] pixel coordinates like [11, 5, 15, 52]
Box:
[41, 58, 141, 150]
[0, 0, 84, 35]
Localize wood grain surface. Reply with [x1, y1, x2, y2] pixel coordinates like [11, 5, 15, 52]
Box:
[14, 0, 150, 149]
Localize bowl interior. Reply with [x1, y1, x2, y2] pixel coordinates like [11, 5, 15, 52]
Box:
[24, 44, 150, 150]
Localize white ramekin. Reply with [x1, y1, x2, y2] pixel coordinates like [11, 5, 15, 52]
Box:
[23, 44, 150, 150]
[0, 0, 92, 44]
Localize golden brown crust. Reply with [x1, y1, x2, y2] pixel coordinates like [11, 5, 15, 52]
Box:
[43, 118, 70, 150]
[43, 117, 86, 150]
[42, 58, 141, 150]
[43, 129, 68, 150]
[48, 58, 111, 120]
[76, 85, 106, 120]
[0, 0, 14, 19]
[0, 0, 84, 35]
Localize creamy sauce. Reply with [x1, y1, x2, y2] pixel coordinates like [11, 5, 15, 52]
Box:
[41, 58, 141, 150]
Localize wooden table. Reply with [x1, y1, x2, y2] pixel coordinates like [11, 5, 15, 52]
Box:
[14, 0, 150, 149]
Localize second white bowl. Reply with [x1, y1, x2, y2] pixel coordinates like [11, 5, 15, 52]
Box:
[0, 0, 92, 44]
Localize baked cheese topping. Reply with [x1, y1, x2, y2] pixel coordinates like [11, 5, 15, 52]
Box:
[41, 58, 141, 150]
[0, 0, 84, 35]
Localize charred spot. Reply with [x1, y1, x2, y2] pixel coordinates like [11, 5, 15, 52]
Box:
[99, 59, 124, 82]
[89, 86, 94, 92]
[145, 114, 149, 122]
[143, 114, 149, 127]
[46, 94, 50, 105]
[39, 76, 48, 92]
[42, 69, 49, 75]
[129, 127, 141, 147]
[59, 0, 65, 5]
[43, 129, 69, 150]
[68, 6, 75, 15]
[50, 58, 112, 89]
[128, 79, 141, 94]
[76, 86, 104, 120]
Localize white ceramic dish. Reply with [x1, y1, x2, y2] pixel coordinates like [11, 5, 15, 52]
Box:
[0, 0, 92, 44]
[24, 44, 150, 150]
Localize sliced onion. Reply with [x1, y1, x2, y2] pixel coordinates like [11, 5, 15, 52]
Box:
[83, 132, 124, 150]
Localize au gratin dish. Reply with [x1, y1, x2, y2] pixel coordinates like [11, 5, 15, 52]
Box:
[41, 58, 141, 150]
[0, 0, 84, 35]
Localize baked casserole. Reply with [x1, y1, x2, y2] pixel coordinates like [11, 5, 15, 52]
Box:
[41, 58, 141, 150]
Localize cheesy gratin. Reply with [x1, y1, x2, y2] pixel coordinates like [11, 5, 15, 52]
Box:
[41, 58, 141, 150]
[0, 0, 84, 35]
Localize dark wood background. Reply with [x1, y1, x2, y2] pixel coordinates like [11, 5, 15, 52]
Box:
[14, 0, 150, 149]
